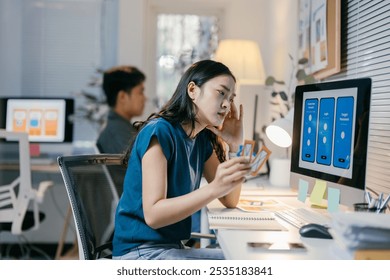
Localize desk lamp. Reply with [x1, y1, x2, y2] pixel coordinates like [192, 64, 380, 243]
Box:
[265, 109, 294, 187]
[214, 39, 265, 85]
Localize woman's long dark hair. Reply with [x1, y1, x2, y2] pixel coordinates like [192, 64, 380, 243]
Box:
[123, 59, 236, 164]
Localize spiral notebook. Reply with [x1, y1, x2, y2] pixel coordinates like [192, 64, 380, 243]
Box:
[208, 207, 287, 231]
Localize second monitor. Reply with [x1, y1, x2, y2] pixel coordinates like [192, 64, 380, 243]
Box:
[0, 97, 74, 143]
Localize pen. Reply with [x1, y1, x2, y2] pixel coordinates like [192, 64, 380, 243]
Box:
[365, 191, 371, 204]
[368, 198, 377, 209]
[377, 194, 390, 213]
[377, 193, 383, 209]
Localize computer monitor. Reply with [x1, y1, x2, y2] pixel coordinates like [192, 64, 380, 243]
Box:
[290, 78, 372, 207]
[0, 97, 74, 143]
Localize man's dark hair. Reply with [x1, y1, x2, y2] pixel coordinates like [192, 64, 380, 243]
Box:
[103, 66, 146, 107]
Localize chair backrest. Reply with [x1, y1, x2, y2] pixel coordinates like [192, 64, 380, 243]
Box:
[0, 129, 49, 234]
[57, 153, 126, 260]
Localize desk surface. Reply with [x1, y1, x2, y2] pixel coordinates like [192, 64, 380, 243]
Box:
[207, 178, 351, 260]
[213, 197, 346, 260]
[0, 162, 60, 173]
[0, 142, 98, 173]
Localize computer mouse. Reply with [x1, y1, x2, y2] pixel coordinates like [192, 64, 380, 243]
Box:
[299, 223, 333, 239]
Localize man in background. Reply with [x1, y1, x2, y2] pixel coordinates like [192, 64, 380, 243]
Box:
[97, 65, 146, 195]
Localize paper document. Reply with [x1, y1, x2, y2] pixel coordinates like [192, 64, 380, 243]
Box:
[331, 212, 390, 250]
[237, 198, 288, 212]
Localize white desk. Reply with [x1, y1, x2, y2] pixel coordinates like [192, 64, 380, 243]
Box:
[199, 176, 296, 248]
[207, 177, 350, 260]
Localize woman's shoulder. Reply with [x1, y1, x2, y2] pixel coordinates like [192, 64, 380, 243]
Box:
[144, 117, 175, 131]
[136, 118, 180, 157]
[138, 118, 179, 137]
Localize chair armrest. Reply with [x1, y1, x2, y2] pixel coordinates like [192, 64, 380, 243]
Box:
[36, 181, 54, 203]
[190, 232, 216, 240]
[95, 242, 113, 259]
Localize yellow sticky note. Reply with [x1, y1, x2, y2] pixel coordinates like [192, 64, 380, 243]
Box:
[310, 180, 327, 207]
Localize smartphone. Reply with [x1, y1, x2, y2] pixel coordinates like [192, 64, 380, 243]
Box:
[247, 242, 307, 252]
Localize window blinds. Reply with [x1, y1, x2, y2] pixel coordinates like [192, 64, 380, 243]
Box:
[0, 0, 117, 98]
[21, 1, 102, 97]
[328, 0, 390, 195]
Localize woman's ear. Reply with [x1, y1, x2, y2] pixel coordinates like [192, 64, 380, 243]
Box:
[187, 81, 199, 101]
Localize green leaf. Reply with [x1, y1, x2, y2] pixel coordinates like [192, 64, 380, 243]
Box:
[275, 80, 285, 85]
[265, 76, 275, 85]
[298, 57, 309, 65]
[304, 75, 316, 84]
[296, 69, 307, 80]
[279, 91, 288, 101]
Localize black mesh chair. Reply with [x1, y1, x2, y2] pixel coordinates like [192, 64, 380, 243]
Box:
[57, 153, 125, 260]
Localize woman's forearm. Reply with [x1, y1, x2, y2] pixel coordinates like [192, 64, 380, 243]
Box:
[143, 184, 215, 229]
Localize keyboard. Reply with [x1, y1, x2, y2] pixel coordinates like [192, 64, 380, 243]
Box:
[274, 208, 331, 228]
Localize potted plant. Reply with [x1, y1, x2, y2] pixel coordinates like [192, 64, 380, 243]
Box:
[258, 55, 316, 179]
[265, 55, 316, 123]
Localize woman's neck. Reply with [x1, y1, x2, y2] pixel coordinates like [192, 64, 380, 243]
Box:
[181, 121, 206, 139]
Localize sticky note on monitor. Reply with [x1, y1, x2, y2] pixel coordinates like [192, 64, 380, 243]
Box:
[310, 179, 327, 207]
[297, 179, 309, 202]
[327, 187, 340, 212]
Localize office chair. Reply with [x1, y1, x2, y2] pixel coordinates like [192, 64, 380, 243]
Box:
[0, 129, 53, 235]
[57, 153, 218, 259]
[57, 153, 122, 260]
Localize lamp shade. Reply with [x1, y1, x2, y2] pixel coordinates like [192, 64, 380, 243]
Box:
[214, 39, 265, 84]
[265, 109, 294, 148]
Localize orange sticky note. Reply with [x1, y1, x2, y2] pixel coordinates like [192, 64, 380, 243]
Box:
[310, 180, 327, 207]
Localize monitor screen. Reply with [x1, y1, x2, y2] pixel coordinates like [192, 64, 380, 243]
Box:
[0, 97, 74, 143]
[290, 78, 372, 207]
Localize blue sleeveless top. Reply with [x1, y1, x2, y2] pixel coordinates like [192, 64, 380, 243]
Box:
[112, 118, 213, 256]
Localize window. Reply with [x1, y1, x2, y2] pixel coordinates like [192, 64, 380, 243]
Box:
[155, 14, 219, 106]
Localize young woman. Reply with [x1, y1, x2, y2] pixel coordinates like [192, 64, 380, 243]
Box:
[112, 60, 251, 260]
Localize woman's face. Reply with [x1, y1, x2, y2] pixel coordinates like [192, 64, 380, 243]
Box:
[190, 74, 236, 127]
